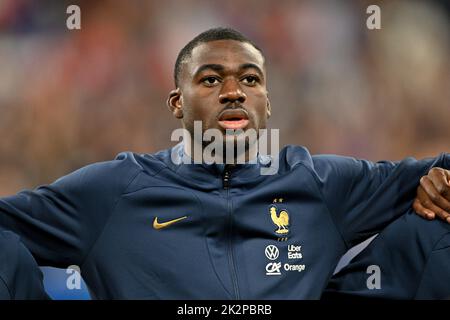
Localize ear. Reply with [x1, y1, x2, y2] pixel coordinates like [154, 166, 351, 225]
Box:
[167, 88, 183, 119]
[266, 93, 271, 119]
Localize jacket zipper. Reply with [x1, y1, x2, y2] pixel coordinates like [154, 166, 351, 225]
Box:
[223, 166, 240, 300]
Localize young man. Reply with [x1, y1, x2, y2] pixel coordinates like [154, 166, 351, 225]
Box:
[0, 28, 449, 299]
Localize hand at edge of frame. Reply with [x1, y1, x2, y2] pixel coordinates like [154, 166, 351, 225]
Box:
[413, 167, 450, 224]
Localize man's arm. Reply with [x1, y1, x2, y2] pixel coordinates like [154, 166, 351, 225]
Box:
[0, 231, 50, 300]
[310, 153, 450, 249]
[0, 153, 141, 267]
[322, 211, 450, 300]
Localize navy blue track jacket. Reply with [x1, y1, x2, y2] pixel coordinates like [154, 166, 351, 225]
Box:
[0, 231, 49, 299]
[323, 211, 450, 299]
[0, 143, 449, 299]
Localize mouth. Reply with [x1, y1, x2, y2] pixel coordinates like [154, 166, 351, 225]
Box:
[217, 109, 250, 130]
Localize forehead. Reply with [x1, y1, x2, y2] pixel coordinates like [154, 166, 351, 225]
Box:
[186, 40, 265, 74]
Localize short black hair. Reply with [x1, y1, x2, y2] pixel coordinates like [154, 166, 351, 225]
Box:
[174, 27, 263, 87]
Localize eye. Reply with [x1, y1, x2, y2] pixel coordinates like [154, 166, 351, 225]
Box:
[201, 76, 220, 86]
[241, 75, 259, 85]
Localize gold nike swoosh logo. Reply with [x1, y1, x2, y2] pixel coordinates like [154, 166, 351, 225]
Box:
[153, 216, 187, 230]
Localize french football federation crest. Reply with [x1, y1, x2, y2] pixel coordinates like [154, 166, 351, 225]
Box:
[269, 198, 290, 241]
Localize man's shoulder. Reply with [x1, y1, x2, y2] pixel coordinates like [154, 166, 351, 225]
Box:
[90, 147, 173, 172]
[52, 149, 171, 191]
[107, 148, 172, 178]
[279, 145, 354, 172]
[279, 144, 313, 170]
[114, 150, 168, 170]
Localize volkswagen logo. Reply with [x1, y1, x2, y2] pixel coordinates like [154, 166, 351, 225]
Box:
[265, 245, 279, 260]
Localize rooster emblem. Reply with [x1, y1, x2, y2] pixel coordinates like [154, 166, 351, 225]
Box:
[269, 200, 290, 235]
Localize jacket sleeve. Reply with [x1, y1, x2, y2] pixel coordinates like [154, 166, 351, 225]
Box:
[322, 212, 450, 300]
[0, 231, 50, 300]
[311, 153, 450, 249]
[0, 153, 141, 267]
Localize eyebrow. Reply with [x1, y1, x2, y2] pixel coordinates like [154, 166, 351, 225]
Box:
[193, 63, 264, 79]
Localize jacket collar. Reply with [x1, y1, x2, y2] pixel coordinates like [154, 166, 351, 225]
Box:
[166, 142, 273, 179]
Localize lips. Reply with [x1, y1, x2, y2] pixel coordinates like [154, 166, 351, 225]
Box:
[217, 109, 250, 130]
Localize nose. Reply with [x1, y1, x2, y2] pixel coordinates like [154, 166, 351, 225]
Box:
[219, 78, 247, 105]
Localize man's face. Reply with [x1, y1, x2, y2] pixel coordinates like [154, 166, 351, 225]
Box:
[168, 40, 271, 142]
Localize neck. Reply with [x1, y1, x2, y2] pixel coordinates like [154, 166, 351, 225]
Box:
[184, 138, 258, 165]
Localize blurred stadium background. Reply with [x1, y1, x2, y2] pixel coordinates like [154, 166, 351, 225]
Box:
[0, 0, 448, 299]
